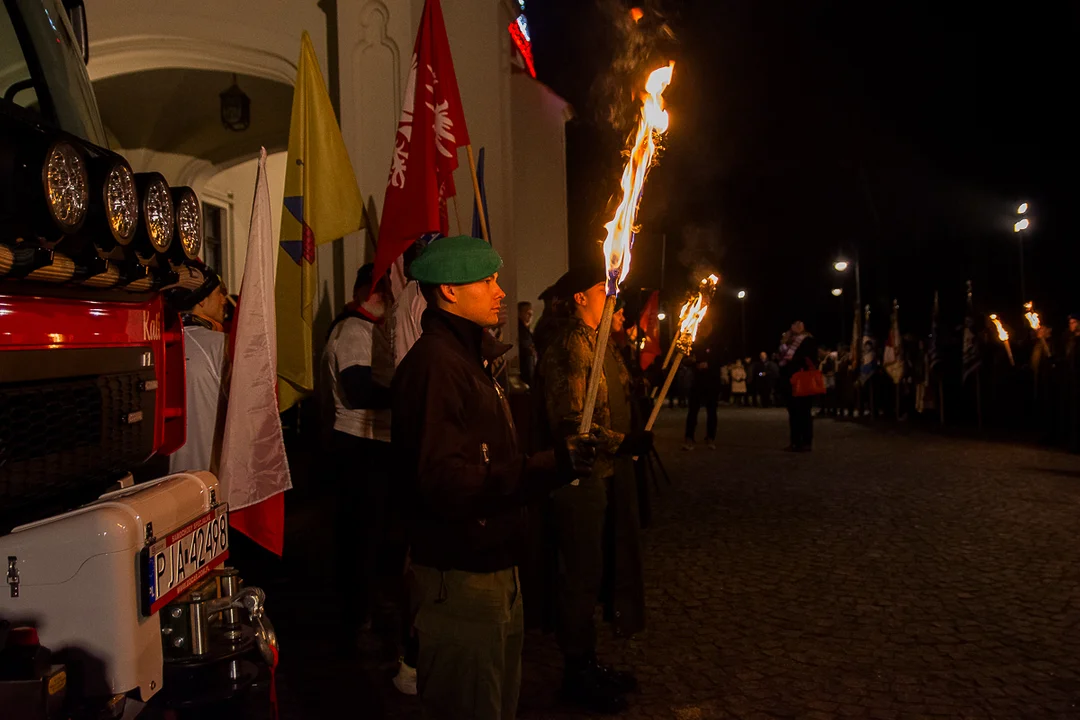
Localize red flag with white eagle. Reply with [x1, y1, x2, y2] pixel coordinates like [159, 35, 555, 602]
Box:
[371, 0, 470, 284]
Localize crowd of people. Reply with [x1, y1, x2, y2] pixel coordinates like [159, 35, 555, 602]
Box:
[167, 235, 666, 718]
[164, 229, 1080, 719]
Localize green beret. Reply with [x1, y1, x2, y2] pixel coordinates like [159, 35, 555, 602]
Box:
[409, 235, 504, 285]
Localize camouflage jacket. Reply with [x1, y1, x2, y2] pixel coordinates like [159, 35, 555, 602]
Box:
[541, 316, 625, 479]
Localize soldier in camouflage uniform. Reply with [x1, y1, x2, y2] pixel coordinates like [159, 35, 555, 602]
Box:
[541, 266, 653, 714]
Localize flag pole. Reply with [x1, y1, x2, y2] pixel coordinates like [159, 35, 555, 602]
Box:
[466, 145, 490, 243]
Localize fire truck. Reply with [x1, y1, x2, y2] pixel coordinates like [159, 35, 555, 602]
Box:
[1, 1, 275, 717]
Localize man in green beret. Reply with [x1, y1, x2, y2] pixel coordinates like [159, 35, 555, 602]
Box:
[392, 236, 596, 719]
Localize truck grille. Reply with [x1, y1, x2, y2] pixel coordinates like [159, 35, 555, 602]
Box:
[0, 369, 156, 532]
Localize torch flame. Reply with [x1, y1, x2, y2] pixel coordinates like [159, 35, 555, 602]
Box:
[989, 314, 1009, 342]
[1024, 302, 1041, 330]
[675, 274, 720, 353]
[602, 62, 675, 295]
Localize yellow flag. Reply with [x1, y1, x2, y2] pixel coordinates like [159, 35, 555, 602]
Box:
[275, 31, 365, 411]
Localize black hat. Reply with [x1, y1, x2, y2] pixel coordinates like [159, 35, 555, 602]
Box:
[353, 263, 375, 294]
[165, 265, 222, 312]
[539, 271, 571, 302]
[560, 265, 607, 297]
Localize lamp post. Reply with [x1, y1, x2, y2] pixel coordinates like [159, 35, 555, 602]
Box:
[1015, 203, 1030, 303]
[834, 255, 861, 315]
[737, 289, 747, 356]
[832, 287, 844, 345]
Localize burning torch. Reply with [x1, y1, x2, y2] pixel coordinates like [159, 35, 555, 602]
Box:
[645, 274, 719, 431]
[1025, 301, 1051, 356]
[989, 314, 1014, 366]
[578, 62, 675, 434]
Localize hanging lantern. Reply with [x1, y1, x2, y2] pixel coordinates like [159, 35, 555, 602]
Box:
[220, 74, 251, 132]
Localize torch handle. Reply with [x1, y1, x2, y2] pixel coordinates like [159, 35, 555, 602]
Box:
[579, 296, 617, 434]
[645, 352, 683, 432]
[661, 338, 678, 370]
[1004, 340, 1015, 366]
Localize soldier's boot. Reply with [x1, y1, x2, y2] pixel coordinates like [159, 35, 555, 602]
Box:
[589, 657, 638, 694]
[562, 655, 628, 714]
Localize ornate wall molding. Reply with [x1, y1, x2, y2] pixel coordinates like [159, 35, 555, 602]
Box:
[88, 35, 297, 85]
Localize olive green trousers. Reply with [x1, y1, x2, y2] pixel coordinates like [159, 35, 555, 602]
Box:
[412, 565, 524, 720]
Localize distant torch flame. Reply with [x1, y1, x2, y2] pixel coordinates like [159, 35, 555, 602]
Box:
[989, 314, 1009, 342]
[990, 314, 1015, 365]
[675, 274, 719, 353]
[630, 7, 644, 22]
[601, 62, 674, 295]
[1024, 302, 1040, 330]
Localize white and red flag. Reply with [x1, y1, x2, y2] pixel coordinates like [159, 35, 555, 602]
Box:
[370, 0, 471, 284]
[220, 148, 293, 556]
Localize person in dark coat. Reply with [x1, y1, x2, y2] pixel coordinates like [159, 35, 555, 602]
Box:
[683, 317, 722, 450]
[518, 301, 538, 386]
[392, 236, 595, 720]
[541, 266, 652, 714]
[778, 320, 819, 451]
[603, 305, 647, 638]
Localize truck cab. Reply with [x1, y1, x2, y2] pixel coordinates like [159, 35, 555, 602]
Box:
[1, 2, 274, 717]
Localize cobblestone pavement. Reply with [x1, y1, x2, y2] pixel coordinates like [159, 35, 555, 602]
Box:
[273, 406, 1080, 719]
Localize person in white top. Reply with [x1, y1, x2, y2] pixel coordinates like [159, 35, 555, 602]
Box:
[166, 267, 229, 475]
[321, 264, 410, 662]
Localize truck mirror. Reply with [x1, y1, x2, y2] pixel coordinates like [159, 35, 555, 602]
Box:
[62, 0, 90, 64]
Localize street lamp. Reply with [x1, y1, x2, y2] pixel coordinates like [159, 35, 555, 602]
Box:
[833, 256, 862, 313]
[737, 289, 747, 355]
[832, 288, 845, 345]
[1014, 203, 1031, 302]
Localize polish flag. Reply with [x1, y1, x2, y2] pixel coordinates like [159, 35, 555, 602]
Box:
[220, 148, 293, 556]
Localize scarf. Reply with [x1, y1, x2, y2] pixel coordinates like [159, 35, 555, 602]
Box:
[779, 332, 808, 366]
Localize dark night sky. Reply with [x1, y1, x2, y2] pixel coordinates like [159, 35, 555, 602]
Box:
[527, 0, 1079, 356]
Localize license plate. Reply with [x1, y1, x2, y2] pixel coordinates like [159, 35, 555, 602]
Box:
[141, 504, 229, 615]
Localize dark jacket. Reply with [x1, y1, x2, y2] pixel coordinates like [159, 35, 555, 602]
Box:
[602, 343, 646, 637]
[392, 308, 566, 573]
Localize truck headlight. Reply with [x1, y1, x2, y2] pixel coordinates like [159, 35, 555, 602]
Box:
[103, 161, 138, 245]
[135, 173, 174, 254]
[42, 140, 89, 234]
[171, 187, 202, 261]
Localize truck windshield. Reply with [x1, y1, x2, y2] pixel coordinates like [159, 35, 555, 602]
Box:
[1, 0, 107, 146]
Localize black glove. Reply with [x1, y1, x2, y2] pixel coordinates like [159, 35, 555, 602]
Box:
[617, 430, 653, 457]
[555, 434, 599, 480]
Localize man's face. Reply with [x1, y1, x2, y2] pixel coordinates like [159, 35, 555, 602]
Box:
[612, 307, 626, 333]
[519, 303, 534, 326]
[574, 283, 608, 329]
[196, 286, 228, 325]
[760, 351, 767, 362]
[793, 321, 805, 335]
[440, 273, 505, 328]
[1070, 318, 1079, 335]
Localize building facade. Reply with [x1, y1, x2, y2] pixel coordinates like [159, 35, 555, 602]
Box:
[86, 0, 569, 354]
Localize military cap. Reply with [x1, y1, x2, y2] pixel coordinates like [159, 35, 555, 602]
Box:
[164, 264, 222, 311]
[409, 234, 503, 285]
[539, 270, 571, 302]
[561, 264, 607, 297]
